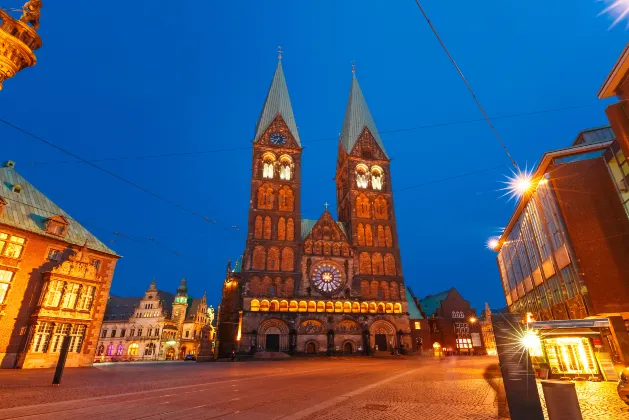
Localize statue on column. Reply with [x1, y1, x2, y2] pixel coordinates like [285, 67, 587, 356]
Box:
[20, 0, 42, 30]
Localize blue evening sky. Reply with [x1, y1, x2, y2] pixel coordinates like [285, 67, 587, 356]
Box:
[1, 1, 626, 312]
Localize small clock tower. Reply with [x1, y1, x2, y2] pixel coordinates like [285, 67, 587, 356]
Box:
[172, 278, 189, 333]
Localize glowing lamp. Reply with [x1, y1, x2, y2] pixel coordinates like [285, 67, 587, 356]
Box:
[486, 238, 500, 251]
[433, 342, 441, 349]
[501, 168, 534, 201]
[521, 330, 541, 351]
[469, 317, 477, 324]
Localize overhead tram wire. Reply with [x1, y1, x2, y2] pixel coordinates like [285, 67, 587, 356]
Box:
[18, 103, 595, 166]
[0, 119, 238, 230]
[413, 0, 519, 169]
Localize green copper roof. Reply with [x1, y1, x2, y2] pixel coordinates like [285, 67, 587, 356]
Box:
[406, 288, 423, 319]
[254, 61, 301, 146]
[418, 289, 453, 317]
[0, 163, 117, 256]
[340, 74, 387, 157]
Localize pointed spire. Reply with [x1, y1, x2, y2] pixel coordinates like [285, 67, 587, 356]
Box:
[339, 69, 388, 157]
[254, 58, 301, 146]
[226, 259, 232, 277]
[177, 277, 188, 296]
[148, 277, 157, 291]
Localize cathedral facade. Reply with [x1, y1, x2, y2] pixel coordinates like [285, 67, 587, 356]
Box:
[216, 59, 411, 357]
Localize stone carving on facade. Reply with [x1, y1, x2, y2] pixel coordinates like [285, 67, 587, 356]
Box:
[298, 319, 324, 334]
[335, 319, 360, 334]
[51, 244, 97, 280]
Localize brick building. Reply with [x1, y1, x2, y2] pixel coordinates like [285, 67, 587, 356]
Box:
[216, 59, 412, 358]
[0, 161, 120, 368]
[96, 279, 215, 362]
[409, 288, 484, 356]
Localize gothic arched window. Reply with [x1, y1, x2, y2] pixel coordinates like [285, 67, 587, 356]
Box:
[277, 217, 286, 241]
[252, 246, 266, 270]
[254, 216, 263, 239]
[342, 243, 350, 257]
[360, 280, 369, 296]
[370, 280, 379, 298]
[279, 186, 294, 211]
[281, 247, 294, 271]
[380, 281, 390, 299]
[374, 196, 388, 220]
[323, 242, 331, 255]
[359, 252, 372, 274]
[390, 281, 399, 299]
[305, 239, 313, 254]
[287, 218, 295, 241]
[356, 194, 370, 218]
[355, 164, 369, 189]
[257, 184, 274, 210]
[267, 247, 280, 270]
[371, 166, 384, 190]
[385, 226, 393, 247]
[262, 152, 276, 179]
[332, 242, 341, 256]
[357, 223, 365, 246]
[263, 216, 272, 240]
[372, 252, 384, 275]
[377, 225, 385, 246]
[314, 241, 322, 255]
[274, 276, 283, 296]
[279, 155, 293, 180]
[250, 276, 262, 294]
[384, 253, 396, 276]
[285, 277, 295, 295]
[365, 224, 373, 246]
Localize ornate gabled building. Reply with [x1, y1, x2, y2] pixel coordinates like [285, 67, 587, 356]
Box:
[0, 160, 120, 368]
[216, 59, 412, 357]
[96, 278, 215, 362]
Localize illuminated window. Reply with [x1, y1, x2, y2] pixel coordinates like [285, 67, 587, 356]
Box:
[137, 328, 143, 337]
[106, 344, 114, 356]
[50, 324, 71, 353]
[128, 343, 139, 356]
[250, 299, 260, 312]
[44, 280, 65, 307]
[355, 164, 369, 189]
[116, 344, 124, 356]
[262, 152, 276, 179]
[414, 321, 421, 330]
[61, 283, 81, 309]
[371, 166, 384, 190]
[32, 322, 53, 353]
[0, 233, 25, 259]
[0, 269, 15, 304]
[279, 155, 293, 180]
[145, 343, 156, 356]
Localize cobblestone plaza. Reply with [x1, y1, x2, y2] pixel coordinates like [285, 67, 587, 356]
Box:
[0, 357, 625, 419]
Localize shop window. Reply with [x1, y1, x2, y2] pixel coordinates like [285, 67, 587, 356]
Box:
[0, 232, 25, 259]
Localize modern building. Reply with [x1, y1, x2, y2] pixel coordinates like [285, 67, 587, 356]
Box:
[96, 278, 215, 362]
[216, 58, 412, 357]
[492, 124, 629, 380]
[409, 287, 484, 356]
[0, 160, 120, 368]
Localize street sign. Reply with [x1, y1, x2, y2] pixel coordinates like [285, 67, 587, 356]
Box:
[491, 313, 544, 420]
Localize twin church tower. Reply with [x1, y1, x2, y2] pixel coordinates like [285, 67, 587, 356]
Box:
[216, 57, 412, 357]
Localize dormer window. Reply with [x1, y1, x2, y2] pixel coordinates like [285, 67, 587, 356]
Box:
[45, 215, 69, 237]
[12, 184, 22, 194]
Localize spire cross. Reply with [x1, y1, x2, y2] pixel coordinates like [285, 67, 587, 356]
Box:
[324, 202, 329, 209]
[277, 45, 283, 61]
[351, 60, 356, 73]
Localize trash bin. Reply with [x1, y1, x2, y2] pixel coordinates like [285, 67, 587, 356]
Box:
[541, 380, 582, 420]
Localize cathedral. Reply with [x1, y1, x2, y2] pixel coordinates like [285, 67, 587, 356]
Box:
[215, 57, 412, 357]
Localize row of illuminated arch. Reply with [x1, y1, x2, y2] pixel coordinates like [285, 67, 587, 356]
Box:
[250, 299, 403, 314]
[303, 240, 351, 257]
[254, 216, 295, 241]
[356, 224, 394, 247]
[358, 252, 397, 276]
[261, 152, 294, 181]
[251, 245, 295, 271]
[356, 194, 389, 220]
[355, 164, 385, 191]
[257, 183, 295, 211]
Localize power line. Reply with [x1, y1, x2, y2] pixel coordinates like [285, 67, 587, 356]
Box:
[20, 103, 594, 166]
[395, 164, 508, 192]
[0, 118, 237, 229]
[413, 0, 519, 169]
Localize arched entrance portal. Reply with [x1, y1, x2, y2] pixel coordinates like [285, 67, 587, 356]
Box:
[258, 318, 290, 352]
[166, 347, 175, 360]
[343, 341, 354, 354]
[369, 320, 396, 352]
[305, 342, 316, 354]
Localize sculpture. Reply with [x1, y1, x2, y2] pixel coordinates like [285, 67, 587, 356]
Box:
[20, 0, 42, 30]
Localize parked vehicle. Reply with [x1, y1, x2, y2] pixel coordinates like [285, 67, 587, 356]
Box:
[184, 354, 196, 361]
[618, 367, 629, 404]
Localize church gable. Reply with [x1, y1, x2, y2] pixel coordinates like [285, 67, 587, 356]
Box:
[303, 210, 350, 257]
[256, 114, 301, 149]
[349, 127, 387, 161]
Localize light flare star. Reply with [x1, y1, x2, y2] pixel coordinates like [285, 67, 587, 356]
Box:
[499, 168, 534, 202]
[598, 0, 629, 29]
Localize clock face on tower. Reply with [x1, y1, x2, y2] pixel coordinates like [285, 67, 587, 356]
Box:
[270, 133, 286, 145]
[311, 262, 343, 295]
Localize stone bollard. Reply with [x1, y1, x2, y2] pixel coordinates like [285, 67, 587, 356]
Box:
[541, 380, 583, 420]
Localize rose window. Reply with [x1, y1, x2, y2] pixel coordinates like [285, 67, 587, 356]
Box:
[312, 263, 343, 295]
